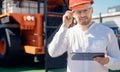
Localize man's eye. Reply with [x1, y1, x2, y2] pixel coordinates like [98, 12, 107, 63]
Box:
[83, 9, 88, 12]
[78, 11, 81, 13]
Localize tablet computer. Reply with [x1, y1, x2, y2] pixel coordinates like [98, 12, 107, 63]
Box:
[70, 52, 105, 60]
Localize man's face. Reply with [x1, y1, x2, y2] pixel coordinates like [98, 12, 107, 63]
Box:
[73, 5, 93, 26]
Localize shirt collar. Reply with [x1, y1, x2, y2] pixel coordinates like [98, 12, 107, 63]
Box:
[76, 22, 95, 34]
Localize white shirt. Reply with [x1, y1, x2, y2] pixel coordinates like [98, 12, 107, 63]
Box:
[48, 23, 120, 72]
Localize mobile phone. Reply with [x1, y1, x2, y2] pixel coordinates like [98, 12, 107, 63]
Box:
[69, 18, 77, 28]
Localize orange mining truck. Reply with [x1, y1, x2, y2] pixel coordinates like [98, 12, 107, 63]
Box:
[0, 0, 68, 67]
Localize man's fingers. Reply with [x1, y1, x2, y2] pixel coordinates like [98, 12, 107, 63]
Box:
[62, 10, 75, 27]
[93, 56, 109, 65]
[105, 54, 108, 57]
[65, 15, 72, 20]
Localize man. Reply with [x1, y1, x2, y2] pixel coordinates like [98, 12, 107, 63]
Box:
[48, 0, 120, 72]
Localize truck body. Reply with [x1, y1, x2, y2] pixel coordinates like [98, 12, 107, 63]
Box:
[0, 0, 68, 67]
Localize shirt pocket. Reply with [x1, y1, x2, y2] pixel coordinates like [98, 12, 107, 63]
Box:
[90, 38, 107, 52]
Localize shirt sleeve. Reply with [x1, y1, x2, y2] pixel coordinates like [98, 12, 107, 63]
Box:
[48, 26, 69, 57]
[104, 30, 120, 70]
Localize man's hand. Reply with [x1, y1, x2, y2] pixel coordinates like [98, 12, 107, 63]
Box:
[93, 55, 109, 65]
[62, 10, 74, 28]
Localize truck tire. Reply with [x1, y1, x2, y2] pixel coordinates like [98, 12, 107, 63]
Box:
[0, 28, 23, 67]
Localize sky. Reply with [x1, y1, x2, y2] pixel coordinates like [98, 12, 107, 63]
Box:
[92, 0, 120, 16]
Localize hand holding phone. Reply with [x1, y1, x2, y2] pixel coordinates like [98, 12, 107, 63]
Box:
[93, 54, 109, 65]
[62, 10, 74, 28]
